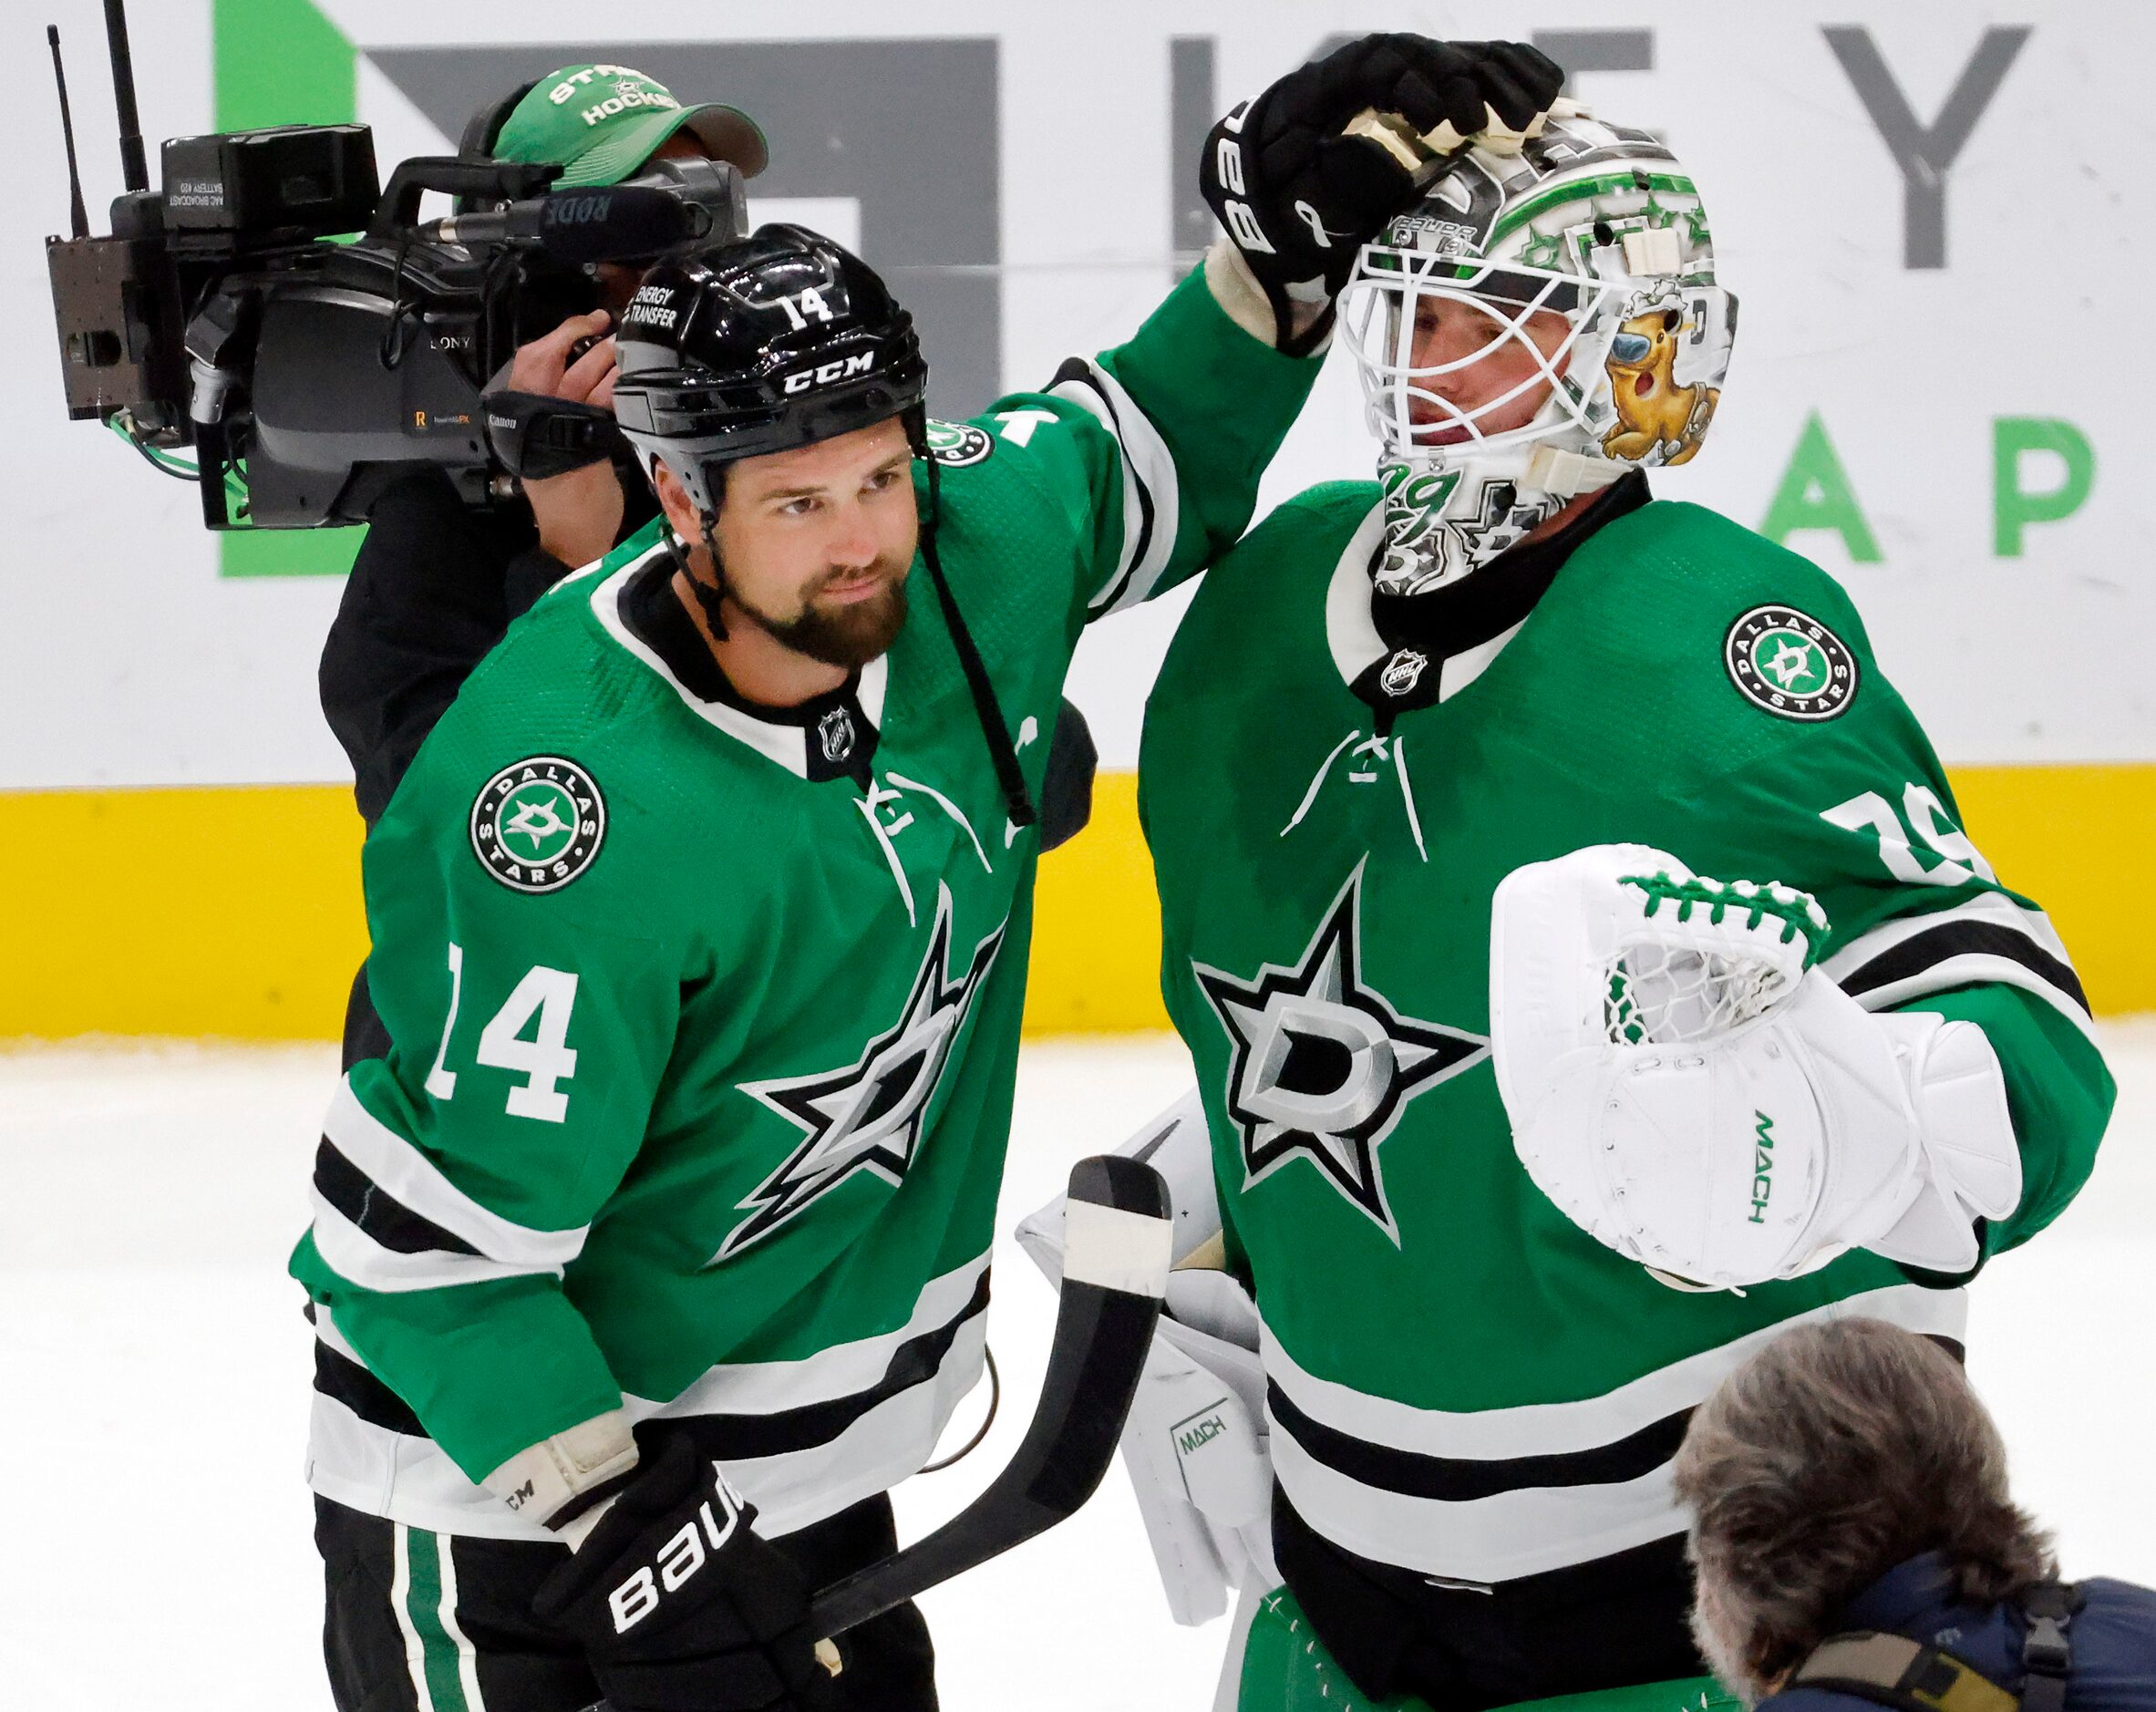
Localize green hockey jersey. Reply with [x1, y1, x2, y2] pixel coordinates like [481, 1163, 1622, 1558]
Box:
[291, 267, 1320, 1542]
[1140, 480, 2113, 1585]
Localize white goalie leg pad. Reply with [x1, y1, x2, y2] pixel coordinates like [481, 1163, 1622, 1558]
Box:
[1491, 843, 2010, 1289]
[1212, 1583, 1270, 1712]
[1014, 1090, 1274, 1623]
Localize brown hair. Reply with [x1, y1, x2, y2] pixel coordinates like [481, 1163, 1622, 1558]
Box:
[1672, 1317, 2054, 1699]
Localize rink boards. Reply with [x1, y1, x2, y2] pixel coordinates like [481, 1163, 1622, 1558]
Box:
[1, 762, 2147, 1040]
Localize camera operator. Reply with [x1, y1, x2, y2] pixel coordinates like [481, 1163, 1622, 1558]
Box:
[1674, 1317, 2156, 1712]
[320, 66, 765, 849]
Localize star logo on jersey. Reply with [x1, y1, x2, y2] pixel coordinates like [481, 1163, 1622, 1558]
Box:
[1725, 604, 1858, 721]
[469, 757, 606, 893]
[716, 887, 1005, 1261]
[1192, 868, 1488, 1240]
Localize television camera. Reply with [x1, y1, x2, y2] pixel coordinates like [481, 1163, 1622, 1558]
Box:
[44, 0, 749, 530]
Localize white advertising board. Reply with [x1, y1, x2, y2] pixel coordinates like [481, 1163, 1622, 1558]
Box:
[7, 0, 2148, 787]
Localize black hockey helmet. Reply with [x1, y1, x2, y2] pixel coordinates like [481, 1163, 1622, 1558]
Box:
[612, 226, 1037, 830]
[612, 225, 929, 512]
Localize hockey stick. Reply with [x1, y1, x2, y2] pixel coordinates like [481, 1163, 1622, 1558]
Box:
[809, 1153, 1172, 1640]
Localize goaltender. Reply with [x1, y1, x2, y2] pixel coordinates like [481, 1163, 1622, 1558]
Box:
[289, 36, 1566, 1712]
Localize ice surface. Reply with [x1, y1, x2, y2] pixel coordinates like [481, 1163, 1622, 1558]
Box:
[1, 1026, 2149, 1710]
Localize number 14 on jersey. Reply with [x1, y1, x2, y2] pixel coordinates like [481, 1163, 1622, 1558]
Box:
[423, 943, 582, 1123]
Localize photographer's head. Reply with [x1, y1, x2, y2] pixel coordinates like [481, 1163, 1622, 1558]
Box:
[614, 227, 930, 681]
[479, 65, 769, 320]
[1673, 1318, 2053, 1707]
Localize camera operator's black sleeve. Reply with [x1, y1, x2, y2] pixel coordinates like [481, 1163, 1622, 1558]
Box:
[319, 469, 540, 826]
[320, 459, 656, 826]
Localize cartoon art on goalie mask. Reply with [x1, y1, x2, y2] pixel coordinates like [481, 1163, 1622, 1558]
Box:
[1602, 292, 1719, 464]
[1342, 104, 1737, 594]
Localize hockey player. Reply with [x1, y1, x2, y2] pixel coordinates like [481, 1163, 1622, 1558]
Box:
[1031, 104, 2117, 1711]
[287, 38, 1567, 1712]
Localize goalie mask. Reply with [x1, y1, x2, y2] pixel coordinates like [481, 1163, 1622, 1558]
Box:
[1341, 104, 1737, 594]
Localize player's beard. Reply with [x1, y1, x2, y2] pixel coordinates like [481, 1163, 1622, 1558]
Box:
[738, 561, 912, 668]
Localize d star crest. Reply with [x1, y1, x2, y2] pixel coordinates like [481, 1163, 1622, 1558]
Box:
[717, 887, 1005, 1260]
[1193, 868, 1488, 1239]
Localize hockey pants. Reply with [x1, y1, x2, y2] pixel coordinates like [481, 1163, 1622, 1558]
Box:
[315, 1491, 936, 1710]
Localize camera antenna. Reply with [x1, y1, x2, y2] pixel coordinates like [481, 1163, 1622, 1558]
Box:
[102, 0, 148, 194]
[46, 26, 91, 239]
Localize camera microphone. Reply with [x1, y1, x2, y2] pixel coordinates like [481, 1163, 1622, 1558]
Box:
[424, 186, 712, 263]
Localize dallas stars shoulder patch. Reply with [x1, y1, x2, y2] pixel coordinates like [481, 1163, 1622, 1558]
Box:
[1725, 603, 1858, 721]
[924, 418, 995, 469]
[470, 757, 606, 893]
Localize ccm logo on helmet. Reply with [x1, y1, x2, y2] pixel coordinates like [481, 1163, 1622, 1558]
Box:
[782, 352, 877, 394]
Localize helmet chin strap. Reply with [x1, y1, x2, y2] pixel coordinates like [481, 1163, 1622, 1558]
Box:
[664, 448, 734, 640]
[682, 508, 731, 640]
[1522, 442, 1625, 498]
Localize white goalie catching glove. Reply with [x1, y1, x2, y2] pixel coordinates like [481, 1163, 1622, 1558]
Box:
[1016, 1090, 1276, 1625]
[1489, 843, 2023, 1291]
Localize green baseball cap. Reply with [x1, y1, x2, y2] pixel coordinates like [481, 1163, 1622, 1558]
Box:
[495, 64, 769, 187]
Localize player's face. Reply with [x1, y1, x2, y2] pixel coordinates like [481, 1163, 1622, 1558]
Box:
[709, 417, 919, 666]
[1406, 294, 1572, 444]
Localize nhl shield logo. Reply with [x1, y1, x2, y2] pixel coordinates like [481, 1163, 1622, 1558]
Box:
[1725, 604, 1858, 721]
[1379, 648, 1429, 696]
[470, 757, 606, 892]
[817, 706, 858, 765]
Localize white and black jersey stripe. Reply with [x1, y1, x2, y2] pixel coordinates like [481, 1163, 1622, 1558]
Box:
[1047, 356, 1184, 616]
[1823, 890, 2095, 1045]
[305, 1256, 992, 1542]
[307, 1080, 586, 1294]
[1262, 1284, 1966, 1583]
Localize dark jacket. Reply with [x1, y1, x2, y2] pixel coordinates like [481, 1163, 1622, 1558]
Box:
[321, 463, 655, 829]
[1765, 1553, 2156, 1712]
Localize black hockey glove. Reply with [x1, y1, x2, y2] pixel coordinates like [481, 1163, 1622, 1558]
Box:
[531, 1437, 841, 1712]
[1200, 35, 1565, 355]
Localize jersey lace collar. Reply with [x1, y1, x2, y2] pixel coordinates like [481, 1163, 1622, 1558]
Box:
[590, 537, 889, 783]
